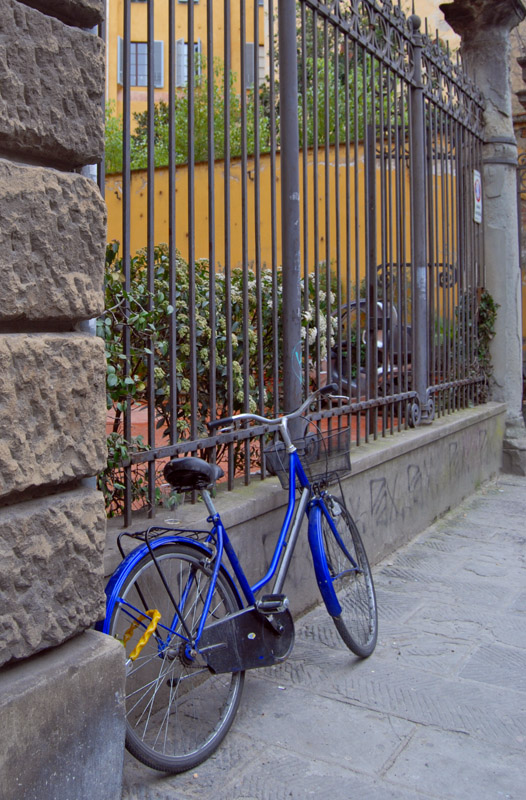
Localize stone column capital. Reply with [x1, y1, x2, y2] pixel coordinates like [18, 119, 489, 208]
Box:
[439, 0, 526, 37]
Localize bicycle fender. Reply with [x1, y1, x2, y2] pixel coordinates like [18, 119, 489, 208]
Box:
[97, 536, 242, 634]
[308, 504, 342, 618]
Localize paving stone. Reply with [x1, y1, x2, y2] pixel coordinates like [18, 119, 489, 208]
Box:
[460, 643, 526, 692]
[385, 726, 524, 800]
[233, 676, 415, 776]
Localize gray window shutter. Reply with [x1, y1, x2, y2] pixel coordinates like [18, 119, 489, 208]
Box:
[154, 40, 164, 87]
[117, 36, 123, 86]
[245, 42, 255, 88]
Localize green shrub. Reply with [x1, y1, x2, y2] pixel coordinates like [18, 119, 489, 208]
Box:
[98, 242, 334, 514]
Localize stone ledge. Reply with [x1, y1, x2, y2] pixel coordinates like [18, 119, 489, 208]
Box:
[0, 334, 106, 498]
[0, 0, 104, 167]
[0, 630, 124, 800]
[0, 160, 106, 323]
[0, 488, 106, 666]
[20, 0, 104, 28]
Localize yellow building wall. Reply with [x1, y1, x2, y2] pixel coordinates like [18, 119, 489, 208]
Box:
[106, 145, 424, 295]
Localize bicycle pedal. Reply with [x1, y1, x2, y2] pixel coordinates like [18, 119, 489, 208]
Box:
[257, 594, 289, 613]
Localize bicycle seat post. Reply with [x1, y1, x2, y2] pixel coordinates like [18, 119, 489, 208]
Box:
[201, 488, 219, 519]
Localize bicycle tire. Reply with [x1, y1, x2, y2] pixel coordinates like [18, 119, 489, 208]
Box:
[107, 542, 244, 773]
[320, 496, 378, 657]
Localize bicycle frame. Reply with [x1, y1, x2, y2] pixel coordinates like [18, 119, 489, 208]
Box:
[190, 448, 311, 646]
[193, 444, 359, 647]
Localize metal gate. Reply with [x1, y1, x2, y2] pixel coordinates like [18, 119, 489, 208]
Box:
[99, 0, 486, 522]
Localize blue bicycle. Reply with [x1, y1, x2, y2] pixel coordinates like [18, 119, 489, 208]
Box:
[99, 385, 377, 773]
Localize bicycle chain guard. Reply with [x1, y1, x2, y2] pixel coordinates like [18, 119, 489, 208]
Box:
[198, 602, 295, 674]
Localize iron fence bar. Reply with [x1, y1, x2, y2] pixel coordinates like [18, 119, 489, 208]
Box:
[207, 0, 217, 459]
[438, 104, 447, 409]
[187, 0, 198, 443]
[344, 28, 352, 408]
[223, 0, 234, 488]
[300, 2, 311, 393]
[472, 130, 481, 404]
[278, 0, 302, 421]
[381, 65, 395, 436]
[268, 0, 279, 419]
[409, 15, 429, 421]
[470, 132, 481, 403]
[443, 104, 457, 411]
[378, 57, 388, 436]
[253, 0, 264, 437]
[465, 126, 473, 406]
[446, 107, 454, 410]
[168, 0, 177, 447]
[343, 32, 351, 408]
[453, 120, 460, 404]
[323, 16, 332, 419]
[122, 0, 132, 526]
[355, 38, 364, 444]
[312, 7, 322, 407]
[365, 103, 378, 440]
[401, 79, 410, 405]
[147, 0, 156, 515]
[240, 0, 251, 483]
[455, 117, 465, 407]
[431, 102, 439, 413]
[393, 73, 403, 423]
[333, 24, 343, 430]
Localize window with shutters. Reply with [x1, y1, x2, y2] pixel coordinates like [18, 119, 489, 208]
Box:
[175, 40, 202, 87]
[117, 39, 164, 88]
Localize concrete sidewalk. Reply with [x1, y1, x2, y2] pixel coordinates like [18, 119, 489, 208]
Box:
[122, 474, 526, 800]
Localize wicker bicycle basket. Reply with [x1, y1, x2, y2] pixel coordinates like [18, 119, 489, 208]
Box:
[264, 425, 351, 490]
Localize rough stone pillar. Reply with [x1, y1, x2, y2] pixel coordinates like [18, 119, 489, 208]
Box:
[441, 0, 526, 474]
[0, 0, 125, 797]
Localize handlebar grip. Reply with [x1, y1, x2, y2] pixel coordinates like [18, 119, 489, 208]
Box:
[208, 416, 235, 431]
[319, 382, 338, 396]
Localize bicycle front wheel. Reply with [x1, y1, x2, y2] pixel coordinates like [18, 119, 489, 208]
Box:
[320, 496, 378, 657]
[107, 543, 244, 773]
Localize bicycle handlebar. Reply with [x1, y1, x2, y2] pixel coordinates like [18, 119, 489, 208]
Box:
[207, 383, 348, 433]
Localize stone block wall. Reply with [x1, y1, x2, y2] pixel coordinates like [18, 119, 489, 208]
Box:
[0, 0, 125, 795]
[0, 0, 108, 669]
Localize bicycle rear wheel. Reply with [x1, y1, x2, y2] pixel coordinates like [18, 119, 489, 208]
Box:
[107, 543, 244, 773]
[320, 496, 378, 657]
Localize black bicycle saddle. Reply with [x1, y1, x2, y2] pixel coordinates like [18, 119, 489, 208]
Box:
[163, 457, 224, 492]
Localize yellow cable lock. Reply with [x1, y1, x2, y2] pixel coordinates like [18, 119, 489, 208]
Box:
[121, 609, 161, 661]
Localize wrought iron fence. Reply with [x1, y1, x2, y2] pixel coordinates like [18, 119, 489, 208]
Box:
[100, 0, 485, 523]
